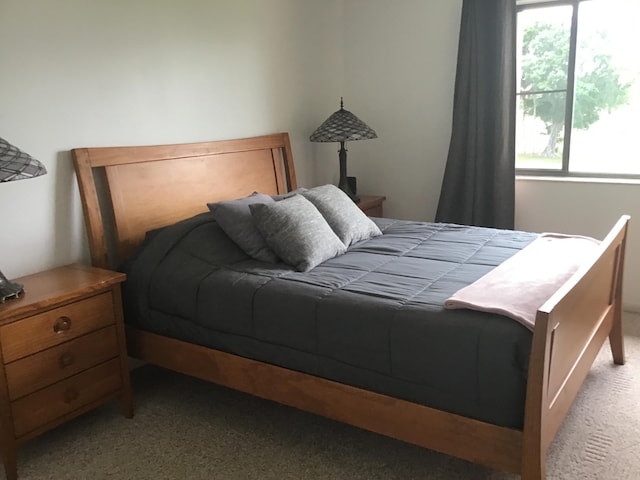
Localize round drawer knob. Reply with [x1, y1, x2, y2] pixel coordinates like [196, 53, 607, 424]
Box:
[53, 316, 72, 334]
[59, 352, 74, 368]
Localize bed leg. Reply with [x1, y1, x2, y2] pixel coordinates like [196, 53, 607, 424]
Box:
[521, 448, 545, 480]
[608, 233, 627, 366]
[608, 310, 625, 365]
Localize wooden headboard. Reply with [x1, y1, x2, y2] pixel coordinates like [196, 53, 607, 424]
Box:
[72, 133, 297, 270]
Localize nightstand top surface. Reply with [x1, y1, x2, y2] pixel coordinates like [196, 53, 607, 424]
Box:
[357, 194, 385, 208]
[0, 264, 125, 324]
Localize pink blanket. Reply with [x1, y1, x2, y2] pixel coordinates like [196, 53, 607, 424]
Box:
[443, 233, 601, 331]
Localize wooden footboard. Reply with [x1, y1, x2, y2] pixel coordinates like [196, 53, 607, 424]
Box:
[522, 214, 629, 479]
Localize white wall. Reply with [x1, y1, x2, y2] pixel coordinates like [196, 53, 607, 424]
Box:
[0, 0, 343, 280]
[515, 178, 640, 311]
[336, 0, 462, 222]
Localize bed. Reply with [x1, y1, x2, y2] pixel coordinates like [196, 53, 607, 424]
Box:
[72, 132, 629, 479]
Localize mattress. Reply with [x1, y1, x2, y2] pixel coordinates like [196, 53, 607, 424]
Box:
[122, 212, 538, 428]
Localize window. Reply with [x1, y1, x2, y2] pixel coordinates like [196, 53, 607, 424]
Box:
[516, 0, 640, 177]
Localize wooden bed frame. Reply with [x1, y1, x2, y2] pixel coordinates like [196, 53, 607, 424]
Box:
[72, 132, 629, 479]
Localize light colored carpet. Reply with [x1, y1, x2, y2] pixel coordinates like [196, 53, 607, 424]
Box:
[15, 314, 640, 480]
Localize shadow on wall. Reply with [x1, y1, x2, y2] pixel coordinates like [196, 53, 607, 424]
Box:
[55, 150, 89, 266]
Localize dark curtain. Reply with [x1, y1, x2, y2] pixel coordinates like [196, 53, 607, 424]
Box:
[435, 0, 517, 229]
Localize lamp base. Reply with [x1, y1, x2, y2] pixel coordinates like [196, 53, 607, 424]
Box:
[337, 143, 360, 204]
[0, 270, 24, 303]
[338, 178, 360, 204]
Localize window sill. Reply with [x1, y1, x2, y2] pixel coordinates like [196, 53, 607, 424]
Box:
[516, 175, 640, 186]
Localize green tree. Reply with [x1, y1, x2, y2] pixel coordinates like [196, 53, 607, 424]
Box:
[520, 22, 630, 157]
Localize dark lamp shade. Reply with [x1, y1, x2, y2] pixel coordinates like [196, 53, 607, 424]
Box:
[309, 104, 377, 143]
[0, 137, 47, 182]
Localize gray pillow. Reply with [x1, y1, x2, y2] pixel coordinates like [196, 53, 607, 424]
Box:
[207, 193, 280, 263]
[301, 184, 382, 246]
[249, 195, 346, 272]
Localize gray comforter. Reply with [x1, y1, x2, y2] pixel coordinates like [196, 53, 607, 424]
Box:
[123, 212, 538, 428]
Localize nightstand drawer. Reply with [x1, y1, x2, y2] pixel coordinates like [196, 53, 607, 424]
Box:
[11, 358, 122, 438]
[0, 292, 115, 363]
[5, 326, 119, 401]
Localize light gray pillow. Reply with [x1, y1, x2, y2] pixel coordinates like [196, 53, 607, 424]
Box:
[301, 184, 382, 246]
[249, 195, 346, 272]
[207, 193, 279, 263]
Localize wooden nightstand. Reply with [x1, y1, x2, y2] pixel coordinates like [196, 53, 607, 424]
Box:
[357, 194, 386, 217]
[0, 264, 133, 480]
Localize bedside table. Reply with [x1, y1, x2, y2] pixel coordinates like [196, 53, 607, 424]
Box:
[0, 264, 133, 480]
[357, 194, 386, 217]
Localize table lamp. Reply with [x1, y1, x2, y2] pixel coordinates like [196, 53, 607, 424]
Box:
[309, 98, 377, 203]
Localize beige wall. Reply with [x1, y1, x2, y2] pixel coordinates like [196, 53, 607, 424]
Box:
[2, 0, 638, 309]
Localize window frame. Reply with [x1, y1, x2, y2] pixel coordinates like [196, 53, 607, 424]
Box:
[515, 0, 640, 180]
